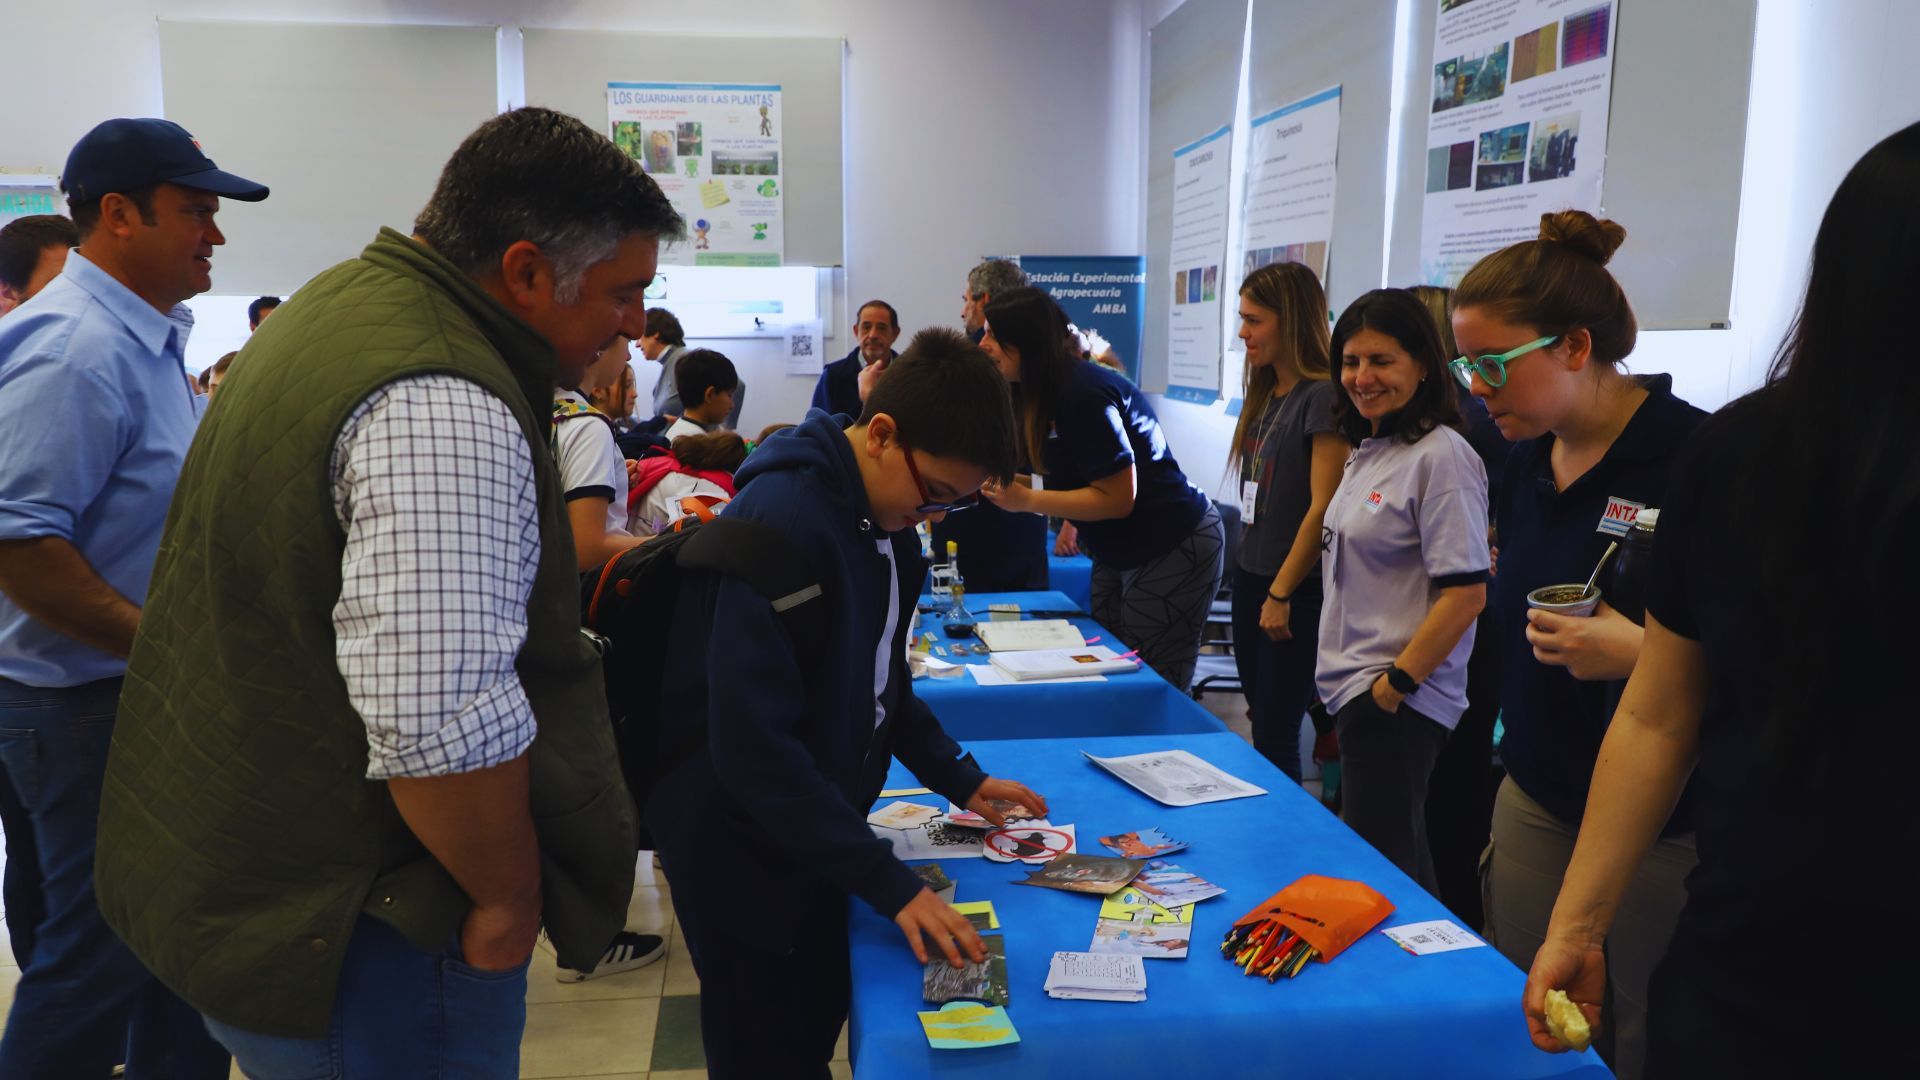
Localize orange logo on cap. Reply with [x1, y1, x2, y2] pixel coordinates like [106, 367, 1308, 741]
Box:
[192, 139, 204, 151]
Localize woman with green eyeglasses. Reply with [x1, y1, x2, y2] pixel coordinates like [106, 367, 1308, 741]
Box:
[1450, 211, 1705, 1080]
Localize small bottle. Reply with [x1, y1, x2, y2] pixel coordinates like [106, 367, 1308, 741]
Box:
[1607, 508, 1659, 625]
[929, 538, 953, 608]
[944, 540, 968, 620]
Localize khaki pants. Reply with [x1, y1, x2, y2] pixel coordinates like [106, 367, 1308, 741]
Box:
[1481, 776, 1696, 1080]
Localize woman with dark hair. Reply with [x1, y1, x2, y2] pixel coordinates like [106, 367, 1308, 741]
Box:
[1525, 125, 1920, 1075]
[629, 430, 746, 535]
[1317, 289, 1488, 892]
[978, 287, 1223, 690]
[1229, 263, 1347, 780]
[1453, 212, 1706, 1080]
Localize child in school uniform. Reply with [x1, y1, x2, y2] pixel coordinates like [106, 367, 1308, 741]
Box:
[650, 328, 1048, 1077]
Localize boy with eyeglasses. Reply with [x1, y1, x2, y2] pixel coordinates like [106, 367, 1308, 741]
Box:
[650, 327, 1048, 1077]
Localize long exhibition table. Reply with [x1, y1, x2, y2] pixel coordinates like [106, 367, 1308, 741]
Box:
[849, 732, 1611, 1079]
[912, 591, 1225, 741]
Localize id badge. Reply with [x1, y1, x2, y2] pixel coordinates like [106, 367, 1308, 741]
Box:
[1240, 480, 1259, 525]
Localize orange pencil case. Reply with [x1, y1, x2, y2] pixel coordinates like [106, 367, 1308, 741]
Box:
[1231, 874, 1395, 962]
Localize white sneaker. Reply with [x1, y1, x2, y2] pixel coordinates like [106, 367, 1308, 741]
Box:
[555, 930, 667, 982]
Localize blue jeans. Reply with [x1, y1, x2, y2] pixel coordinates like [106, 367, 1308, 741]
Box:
[1230, 567, 1323, 782]
[203, 916, 530, 1079]
[0, 677, 231, 1079]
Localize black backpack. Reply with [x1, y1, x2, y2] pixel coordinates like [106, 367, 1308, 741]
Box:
[580, 514, 828, 834]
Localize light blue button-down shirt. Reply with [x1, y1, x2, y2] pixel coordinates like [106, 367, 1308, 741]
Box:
[0, 251, 202, 687]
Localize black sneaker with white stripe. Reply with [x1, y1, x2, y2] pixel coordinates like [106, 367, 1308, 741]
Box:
[556, 930, 667, 982]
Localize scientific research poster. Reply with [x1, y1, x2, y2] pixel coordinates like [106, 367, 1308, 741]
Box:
[1240, 86, 1341, 285]
[1165, 125, 1232, 404]
[608, 82, 784, 266]
[1418, 0, 1619, 285]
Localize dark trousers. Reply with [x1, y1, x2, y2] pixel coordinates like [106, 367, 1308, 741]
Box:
[1423, 604, 1503, 927]
[1229, 568, 1322, 783]
[1334, 690, 1450, 894]
[1, 761, 42, 966]
[663, 850, 850, 1080]
[0, 677, 230, 1079]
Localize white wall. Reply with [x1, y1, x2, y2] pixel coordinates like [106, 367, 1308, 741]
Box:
[10, 1, 1915, 473]
[1, 0, 1152, 434]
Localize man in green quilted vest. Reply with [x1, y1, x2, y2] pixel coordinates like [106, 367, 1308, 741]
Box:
[95, 107, 682, 1076]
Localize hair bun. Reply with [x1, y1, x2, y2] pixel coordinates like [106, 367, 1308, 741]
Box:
[1537, 210, 1626, 265]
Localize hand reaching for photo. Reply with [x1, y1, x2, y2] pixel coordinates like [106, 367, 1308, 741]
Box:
[894, 887, 985, 968]
[966, 777, 1049, 826]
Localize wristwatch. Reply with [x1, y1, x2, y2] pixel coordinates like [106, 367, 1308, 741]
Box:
[1384, 666, 1419, 695]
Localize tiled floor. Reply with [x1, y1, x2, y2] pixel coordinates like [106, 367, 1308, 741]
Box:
[0, 684, 1265, 1077]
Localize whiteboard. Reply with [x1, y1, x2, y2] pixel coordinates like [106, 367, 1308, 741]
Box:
[1387, 0, 1757, 330]
[522, 30, 844, 268]
[1246, 0, 1397, 317]
[158, 19, 500, 297]
[1144, 0, 1249, 394]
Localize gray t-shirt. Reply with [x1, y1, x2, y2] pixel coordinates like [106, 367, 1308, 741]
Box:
[1315, 423, 1489, 728]
[1237, 379, 1342, 577]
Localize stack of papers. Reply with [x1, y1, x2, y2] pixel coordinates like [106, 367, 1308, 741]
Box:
[975, 619, 1086, 652]
[1044, 951, 1147, 1002]
[989, 646, 1138, 681]
[1083, 749, 1267, 806]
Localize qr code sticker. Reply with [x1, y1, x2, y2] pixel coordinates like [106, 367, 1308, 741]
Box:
[790, 334, 814, 358]
[925, 823, 977, 848]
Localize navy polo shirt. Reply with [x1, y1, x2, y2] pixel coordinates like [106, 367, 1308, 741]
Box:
[1042, 360, 1209, 570]
[1492, 374, 1706, 830]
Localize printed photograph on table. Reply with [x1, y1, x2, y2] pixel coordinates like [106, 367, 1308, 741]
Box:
[945, 799, 1042, 829]
[1100, 887, 1192, 924]
[1512, 21, 1560, 82]
[1562, 2, 1613, 67]
[1475, 121, 1529, 190]
[1098, 826, 1188, 859]
[1431, 42, 1509, 113]
[923, 935, 1009, 1007]
[1131, 861, 1226, 907]
[1091, 918, 1191, 959]
[1013, 853, 1143, 895]
[1528, 112, 1580, 183]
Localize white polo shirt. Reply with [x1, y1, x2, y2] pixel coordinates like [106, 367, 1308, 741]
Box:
[1315, 422, 1489, 728]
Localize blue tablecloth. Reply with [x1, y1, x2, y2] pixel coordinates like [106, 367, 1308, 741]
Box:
[1046, 533, 1093, 611]
[914, 591, 1225, 741]
[850, 732, 1610, 1079]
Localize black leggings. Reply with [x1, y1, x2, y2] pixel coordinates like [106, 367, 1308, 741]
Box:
[1089, 506, 1226, 692]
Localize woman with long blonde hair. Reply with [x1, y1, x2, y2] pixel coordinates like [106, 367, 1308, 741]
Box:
[1227, 262, 1348, 780]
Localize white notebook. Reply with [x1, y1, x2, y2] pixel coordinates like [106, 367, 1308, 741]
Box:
[988, 646, 1137, 681]
[974, 619, 1087, 653]
[1044, 950, 1147, 1002]
[1083, 749, 1268, 806]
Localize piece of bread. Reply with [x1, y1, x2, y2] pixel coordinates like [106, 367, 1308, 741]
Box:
[1543, 989, 1593, 1051]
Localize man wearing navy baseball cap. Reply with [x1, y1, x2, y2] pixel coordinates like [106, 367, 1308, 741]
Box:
[0, 117, 264, 1078]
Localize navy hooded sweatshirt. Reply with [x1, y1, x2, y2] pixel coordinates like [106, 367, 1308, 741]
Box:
[648, 410, 988, 934]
